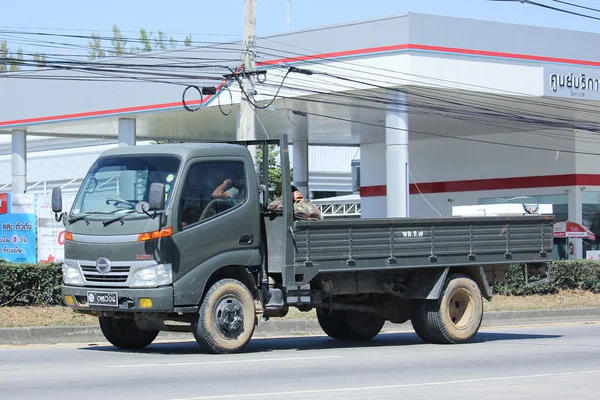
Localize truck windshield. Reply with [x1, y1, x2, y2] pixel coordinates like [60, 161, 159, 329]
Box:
[70, 155, 181, 218]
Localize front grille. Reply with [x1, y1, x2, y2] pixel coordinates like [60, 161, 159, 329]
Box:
[81, 265, 130, 283]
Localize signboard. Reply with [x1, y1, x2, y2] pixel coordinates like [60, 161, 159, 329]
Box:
[0, 193, 36, 263]
[452, 203, 553, 217]
[36, 193, 75, 263]
[543, 67, 600, 101]
[586, 250, 600, 260]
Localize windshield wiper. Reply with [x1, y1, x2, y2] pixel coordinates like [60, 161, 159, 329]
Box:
[69, 212, 113, 224]
[102, 210, 139, 227]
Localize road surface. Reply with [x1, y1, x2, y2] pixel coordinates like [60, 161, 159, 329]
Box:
[1, 323, 599, 399]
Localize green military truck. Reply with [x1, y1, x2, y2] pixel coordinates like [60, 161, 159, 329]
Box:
[52, 135, 553, 353]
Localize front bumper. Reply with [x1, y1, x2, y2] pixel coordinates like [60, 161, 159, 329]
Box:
[61, 285, 174, 312]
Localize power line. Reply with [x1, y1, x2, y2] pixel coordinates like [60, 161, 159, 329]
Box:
[552, 0, 600, 13]
[0, 28, 238, 47]
[285, 107, 600, 156]
[0, 24, 242, 38]
[487, 0, 600, 21]
[254, 71, 600, 135]
[250, 42, 600, 140]
[225, 66, 600, 151]
[254, 41, 600, 118]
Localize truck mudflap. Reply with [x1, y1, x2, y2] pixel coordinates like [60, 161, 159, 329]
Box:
[61, 285, 174, 312]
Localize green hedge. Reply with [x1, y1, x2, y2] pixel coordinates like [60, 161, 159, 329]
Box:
[0, 262, 63, 306]
[2, 260, 600, 306]
[492, 260, 600, 296]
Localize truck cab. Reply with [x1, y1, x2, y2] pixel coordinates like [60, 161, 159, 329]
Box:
[55, 141, 267, 353]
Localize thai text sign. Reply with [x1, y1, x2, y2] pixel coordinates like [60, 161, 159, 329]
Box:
[0, 193, 36, 263]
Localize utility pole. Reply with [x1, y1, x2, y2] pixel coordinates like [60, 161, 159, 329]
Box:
[239, 0, 257, 163]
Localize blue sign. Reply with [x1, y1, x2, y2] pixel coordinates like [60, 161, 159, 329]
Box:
[0, 193, 37, 263]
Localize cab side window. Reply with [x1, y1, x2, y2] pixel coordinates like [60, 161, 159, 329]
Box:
[179, 160, 246, 228]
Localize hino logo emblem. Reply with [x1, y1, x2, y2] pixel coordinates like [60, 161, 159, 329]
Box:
[95, 257, 111, 274]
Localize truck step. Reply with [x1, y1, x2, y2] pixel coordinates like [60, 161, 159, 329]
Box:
[286, 284, 311, 306]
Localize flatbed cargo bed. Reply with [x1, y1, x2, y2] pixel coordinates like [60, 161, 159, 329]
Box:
[285, 215, 553, 284]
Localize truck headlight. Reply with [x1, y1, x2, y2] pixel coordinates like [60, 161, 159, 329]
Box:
[131, 264, 172, 288]
[62, 264, 84, 286]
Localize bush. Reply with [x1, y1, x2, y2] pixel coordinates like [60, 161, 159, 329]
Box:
[492, 260, 600, 296]
[2, 260, 600, 306]
[0, 262, 63, 306]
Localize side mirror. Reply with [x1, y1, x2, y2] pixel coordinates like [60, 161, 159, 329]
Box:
[148, 183, 166, 211]
[52, 187, 63, 213]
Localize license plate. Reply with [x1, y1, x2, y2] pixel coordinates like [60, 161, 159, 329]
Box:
[87, 291, 118, 307]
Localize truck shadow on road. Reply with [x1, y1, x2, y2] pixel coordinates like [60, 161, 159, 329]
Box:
[81, 331, 562, 355]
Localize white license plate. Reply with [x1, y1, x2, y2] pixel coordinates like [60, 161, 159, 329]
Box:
[87, 291, 118, 307]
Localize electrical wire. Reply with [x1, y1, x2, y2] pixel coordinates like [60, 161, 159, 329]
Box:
[6, 25, 600, 152]
[182, 86, 203, 112]
[0, 28, 240, 47]
[486, 0, 600, 21]
[552, 0, 600, 13]
[254, 48, 600, 124]
[217, 85, 234, 116]
[254, 39, 600, 115]
[408, 166, 443, 217]
[264, 95, 600, 156]
[1, 52, 237, 87]
[246, 50, 600, 138]
[0, 24, 243, 38]
[269, 82, 600, 153]
[232, 67, 293, 110]
[256, 77, 600, 139]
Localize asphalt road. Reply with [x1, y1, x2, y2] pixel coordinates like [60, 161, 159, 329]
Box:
[1, 323, 600, 400]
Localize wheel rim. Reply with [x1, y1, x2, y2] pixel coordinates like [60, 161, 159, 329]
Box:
[447, 288, 474, 330]
[214, 295, 245, 340]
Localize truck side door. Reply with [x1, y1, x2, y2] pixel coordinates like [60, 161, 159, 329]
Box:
[171, 158, 261, 306]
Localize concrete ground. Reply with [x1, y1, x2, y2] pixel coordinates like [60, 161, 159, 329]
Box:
[1, 322, 599, 400]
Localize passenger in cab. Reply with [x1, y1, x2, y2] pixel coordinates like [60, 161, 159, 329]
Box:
[267, 185, 323, 221]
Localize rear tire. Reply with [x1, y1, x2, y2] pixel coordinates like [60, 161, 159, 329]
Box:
[194, 278, 256, 354]
[99, 316, 159, 350]
[409, 299, 444, 344]
[410, 274, 483, 344]
[317, 308, 385, 340]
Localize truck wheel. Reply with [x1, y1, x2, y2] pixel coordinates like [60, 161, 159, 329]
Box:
[317, 309, 385, 340]
[194, 278, 256, 354]
[411, 274, 483, 344]
[98, 316, 159, 350]
[409, 299, 444, 344]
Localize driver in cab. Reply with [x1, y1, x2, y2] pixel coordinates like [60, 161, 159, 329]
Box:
[181, 165, 241, 228]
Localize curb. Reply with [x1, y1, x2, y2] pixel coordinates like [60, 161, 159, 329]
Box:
[1, 308, 599, 346]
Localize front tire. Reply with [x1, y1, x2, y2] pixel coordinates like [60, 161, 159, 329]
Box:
[98, 316, 159, 350]
[194, 278, 256, 354]
[317, 308, 385, 340]
[410, 274, 483, 344]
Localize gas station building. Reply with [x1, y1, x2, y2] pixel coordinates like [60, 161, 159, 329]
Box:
[2, 12, 600, 259]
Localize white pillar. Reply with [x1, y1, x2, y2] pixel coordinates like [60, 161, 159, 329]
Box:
[292, 114, 309, 197]
[118, 118, 136, 147]
[568, 187, 583, 259]
[359, 142, 386, 218]
[11, 129, 26, 194]
[386, 93, 409, 218]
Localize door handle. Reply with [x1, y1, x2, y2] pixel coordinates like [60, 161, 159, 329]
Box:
[239, 234, 254, 245]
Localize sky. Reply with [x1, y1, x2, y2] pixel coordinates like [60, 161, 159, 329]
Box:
[2, 0, 600, 56]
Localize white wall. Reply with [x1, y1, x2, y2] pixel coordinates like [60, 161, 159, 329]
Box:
[409, 130, 576, 183]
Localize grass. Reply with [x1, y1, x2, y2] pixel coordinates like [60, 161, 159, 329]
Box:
[1, 290, 600, 328]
